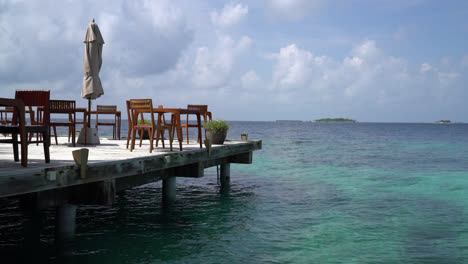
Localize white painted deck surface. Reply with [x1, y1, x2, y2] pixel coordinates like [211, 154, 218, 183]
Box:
[0, 135, 239, 174]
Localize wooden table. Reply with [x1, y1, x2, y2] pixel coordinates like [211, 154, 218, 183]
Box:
[133, 108, 203, 151]
[158, 108, 203, 151]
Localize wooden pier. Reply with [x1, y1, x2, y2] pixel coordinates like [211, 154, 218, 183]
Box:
[0, 136, 261, 241]
[0, 136, 261, 203]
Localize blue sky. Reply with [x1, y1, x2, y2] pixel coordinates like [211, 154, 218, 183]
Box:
[1, 0, 467, 122]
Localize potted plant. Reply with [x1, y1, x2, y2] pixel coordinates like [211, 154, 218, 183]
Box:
[203, 120, 229, 144]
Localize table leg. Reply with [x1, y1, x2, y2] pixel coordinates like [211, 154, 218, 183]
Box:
[118, 114, 121, 140]
[196, 113, 202, 148]
[176, 113, 183, 151]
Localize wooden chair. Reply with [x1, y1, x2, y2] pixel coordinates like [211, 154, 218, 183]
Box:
[155, 105, 175, 148]
[13, 90, 50, 163]
[129, 99, 173, 153]
[0, 106, 13, 125]
[0, 98, 28, 167]
[96, 105, 117, 139]
[49, 100, 76, 146]
[180, 105, 212, 143]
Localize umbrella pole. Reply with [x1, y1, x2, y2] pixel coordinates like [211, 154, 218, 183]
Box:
[88, 98, 91, 128]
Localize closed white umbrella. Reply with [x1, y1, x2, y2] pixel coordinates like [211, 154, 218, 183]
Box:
[78, 19, 104, 145]
[82, 19, 104, 127]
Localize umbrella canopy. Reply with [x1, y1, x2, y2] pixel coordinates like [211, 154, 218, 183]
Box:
[82, 21, 105, 99]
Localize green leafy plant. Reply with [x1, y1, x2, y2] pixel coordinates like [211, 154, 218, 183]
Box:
[137, 119, 151, 125]
[203, 119, 229, 134]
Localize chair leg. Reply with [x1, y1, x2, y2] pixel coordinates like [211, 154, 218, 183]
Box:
[12, 132, 19, 162]
[126, 129, 131, 149]
[168, 128, 173, 152]
[72, 125, 76, 147]
[43, 131, 50, 163]
[186, 125, 189, 144]
[130, 128, 136, 152]
[139, 129, 143, 147]
[68, 126, 71, 142]
[53, 126, 58, 145]
[161, 130, 165, 149]
[155, 129, 160, 147]
[149, 128, 155, 153]
[20, 132, 28, 168]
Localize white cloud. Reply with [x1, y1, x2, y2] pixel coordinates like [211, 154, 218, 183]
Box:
[267, 40, 437, 107]
[420, 63, 434, 73]
[1, 1, 467, 122]
[241, 71, 262, 90]
[438, 72, 459, 88]
[461, 55, 468, 68]
[0, 0, 192, 85]
[271, 44, 315, 90]
[266, 0, 326, 21]
[211, 3, 248, 27]
[192, 34, 252, 88]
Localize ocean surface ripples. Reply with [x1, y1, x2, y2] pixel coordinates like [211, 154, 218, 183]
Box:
[1, 122, 468, 263]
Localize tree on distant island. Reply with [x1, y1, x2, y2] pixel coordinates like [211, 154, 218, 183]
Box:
[435, 120, 451, 124]
[315, 118, 356, 123]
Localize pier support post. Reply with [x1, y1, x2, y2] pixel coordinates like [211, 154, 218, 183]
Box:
[162, 177, 176, 205]
[55, 203, 77, 241]
[220, 163, 231, 191]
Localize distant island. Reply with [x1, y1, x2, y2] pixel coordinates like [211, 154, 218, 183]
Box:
[435, 120, 451, 124]
[315, 118, 356, 123]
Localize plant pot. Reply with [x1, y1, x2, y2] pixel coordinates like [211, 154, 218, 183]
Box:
[206, 130, 227, 144]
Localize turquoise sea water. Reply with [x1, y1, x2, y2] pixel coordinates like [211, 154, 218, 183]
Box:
[1, 122, 468, 263]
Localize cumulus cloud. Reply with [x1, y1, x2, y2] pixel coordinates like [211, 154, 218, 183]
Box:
[241, 71, 262, 90]
[420, 63, 434, 73]
[1, 1, 467, 122]
[271, 44, 315, 91]
[211, 2, 248, 27]
[101, 0, 192, 77]
[192, 34, 252, 88]
[266, 0, 326, 21]
[266, 39, 467, 121]
[0, 0, 192, 86]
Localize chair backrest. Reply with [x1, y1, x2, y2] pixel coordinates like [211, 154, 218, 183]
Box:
[50, 100, 76, 113]
[14, 90, 50, 125]
[1, 107, 14, 123]
[187, 105, 208, 115]
[96, 105, 117, 114]
[187, 104, 209, 121]
[126, 100, 133, 127]
[129, 99, 154, 126]
[157, 105, 167, 124]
